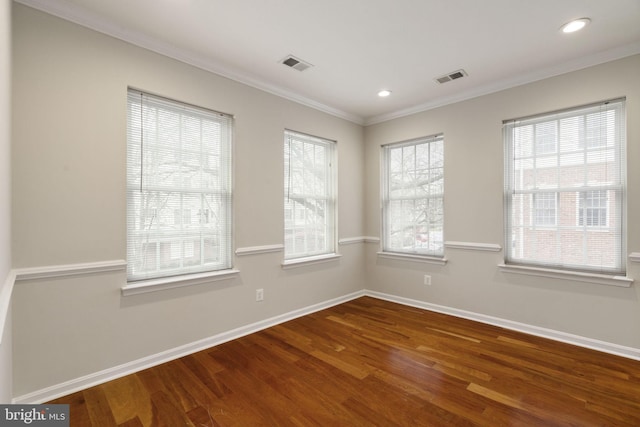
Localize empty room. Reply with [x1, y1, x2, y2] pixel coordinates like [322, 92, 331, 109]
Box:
[1, 0, 640, 425]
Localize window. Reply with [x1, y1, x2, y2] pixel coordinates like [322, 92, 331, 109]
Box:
[284, 130, 336, 260]
[504, 98, 625, 274]
[126, 89, 233, 281]
[382, 135, 444, 257]
[578, 190, 608, 227]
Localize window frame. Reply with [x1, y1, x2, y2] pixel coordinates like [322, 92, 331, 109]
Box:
[126, 88, 234, 284]
[503, 98, 626, 275]
[283, 129, 337, 262]
[381, 134, 445, 259]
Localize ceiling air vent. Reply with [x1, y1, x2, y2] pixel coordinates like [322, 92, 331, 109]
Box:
[435, 69, 467, 84]
[280, 55, 313, 72]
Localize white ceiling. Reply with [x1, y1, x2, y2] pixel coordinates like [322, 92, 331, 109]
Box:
[15, 0, 640, 125]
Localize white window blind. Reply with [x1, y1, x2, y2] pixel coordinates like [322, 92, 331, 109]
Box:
[284, 130, 336, 260]
[382, 135, 444, 257]
[127, 89, 233, 281]
[504, 98, 626, 274]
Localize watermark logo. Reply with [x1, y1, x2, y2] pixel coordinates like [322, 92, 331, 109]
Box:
[0, 405, 69, 426]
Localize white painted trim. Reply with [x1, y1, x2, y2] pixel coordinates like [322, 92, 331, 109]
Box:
[14, 260, 127, 281]
[365, 41, 640, 125]
[377, 251, 447, 265]
[338, 237, 362, 245]
[629, 252, 640, 263]
[364, 236, 380, 244]
[7, 260, 127, 344]
[16, 2, 640, 127]
[235, 244, 284, 256]
[12, 290, 366, 404]
[13, 0, 364, 125]
[444, 241, 502, 252]
[15, 1, 640, 127]
[365, 290, 640, 361]
[121, 269, 241, 296]
[281, 253, 342, 269]
[338, 237, 368, 245]
[0, 270, 16, 345]
[498, 263, 633, 287]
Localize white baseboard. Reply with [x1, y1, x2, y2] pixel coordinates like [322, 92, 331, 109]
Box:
[12, 290, 366, 404]
[365, 290, 640, 361]
[13, 288, 640, 404]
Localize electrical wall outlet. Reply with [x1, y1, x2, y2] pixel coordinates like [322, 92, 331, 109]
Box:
[424, 275, 432, 286]
[256, 288, 264, 301]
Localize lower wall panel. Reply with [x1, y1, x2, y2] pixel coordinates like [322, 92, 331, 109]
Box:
[12, 287, 640, 404]
[13, 290, 366, 404]
[368, 291, 640, 361]
[11, 246, 366, 401]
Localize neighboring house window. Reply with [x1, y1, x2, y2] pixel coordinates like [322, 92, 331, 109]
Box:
[504, 98, 626, 274]
[533, 193, 557, 226]
[284, 130, 336, 260]
[126, 89, 233, 281]
[382, 135, 444, 257]
[578, 190, 608, 227]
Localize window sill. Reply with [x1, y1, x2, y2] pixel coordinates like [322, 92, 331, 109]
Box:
[377, 251, 448, 265]
[281, 253, 342, 269]
[121, 269, 241, 296]
[498, 264, 633, 288]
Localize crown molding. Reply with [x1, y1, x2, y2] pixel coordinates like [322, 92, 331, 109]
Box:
[16, 0, 640, 128]
[364, 41, 640, 126]
[14, 0, 365, 125]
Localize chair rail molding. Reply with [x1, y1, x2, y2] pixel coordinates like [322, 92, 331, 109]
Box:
[14, 260, 127, 281]
[444, 241, 502, 252]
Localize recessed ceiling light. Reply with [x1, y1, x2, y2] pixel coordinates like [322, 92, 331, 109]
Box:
[378, 90, 392, 97]
[561, 18, 591, 33]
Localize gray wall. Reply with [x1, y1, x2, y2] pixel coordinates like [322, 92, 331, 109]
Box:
[0, 0, 12, 405]
[11, 4, 364, 397]
[364, 54, 640, 349]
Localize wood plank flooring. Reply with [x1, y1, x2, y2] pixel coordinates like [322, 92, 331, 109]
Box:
[48, 297, 640, 426]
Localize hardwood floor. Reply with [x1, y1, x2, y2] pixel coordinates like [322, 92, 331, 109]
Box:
[49, 296, 640, 426]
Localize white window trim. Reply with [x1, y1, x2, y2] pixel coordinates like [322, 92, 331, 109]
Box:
[504, 98, 626, 276]
[281, 253, 342, 269]
[284, 130, 337, 261]
[126, 88, 234, 282]
[381, 134, 445, 258]
[498, 263, 632, 288]
[122, 269, 240, 296]
[377, 251, 448, 265]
